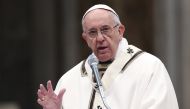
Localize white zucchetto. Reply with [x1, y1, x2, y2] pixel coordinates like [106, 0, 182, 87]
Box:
[82, 4, 119, 20]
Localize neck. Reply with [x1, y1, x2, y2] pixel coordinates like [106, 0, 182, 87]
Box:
[99, 60, 113, 64]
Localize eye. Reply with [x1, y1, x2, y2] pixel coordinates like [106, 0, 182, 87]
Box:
[88, 30, 97, 35]
[101, 27, 111, 33]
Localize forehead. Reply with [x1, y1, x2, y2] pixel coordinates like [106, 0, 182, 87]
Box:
[83, 9, 114, 28]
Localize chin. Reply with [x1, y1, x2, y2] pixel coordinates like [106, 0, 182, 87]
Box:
[98, 54, 112, 62]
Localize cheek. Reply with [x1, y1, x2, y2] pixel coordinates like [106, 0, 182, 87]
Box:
[114, 40, 120, 51]
[105, 36, 118, 47]
[106, 37, 120, 52]
[87, 38, 96, 50]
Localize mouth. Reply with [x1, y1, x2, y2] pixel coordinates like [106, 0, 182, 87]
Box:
[97, 46, 108, 53]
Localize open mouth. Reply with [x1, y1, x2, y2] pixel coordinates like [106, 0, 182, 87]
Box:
[97, 46, 108, 53]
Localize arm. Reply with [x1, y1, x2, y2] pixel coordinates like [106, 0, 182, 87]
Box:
[37, 80, 66, 109]
[140, 61, 179, 109]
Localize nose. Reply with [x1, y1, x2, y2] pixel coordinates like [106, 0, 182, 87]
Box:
[96, 31, 105, 42]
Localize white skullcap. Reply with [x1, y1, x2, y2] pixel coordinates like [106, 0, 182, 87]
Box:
[82, 4, 119, 20]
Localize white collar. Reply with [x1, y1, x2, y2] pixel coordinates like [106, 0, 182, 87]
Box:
[115, 38, 129, 59]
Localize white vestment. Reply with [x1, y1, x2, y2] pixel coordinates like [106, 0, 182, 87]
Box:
[54, 38, 179, 109]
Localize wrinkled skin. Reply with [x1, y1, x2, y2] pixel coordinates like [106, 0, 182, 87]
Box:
[82, 9, 125, 62]
[37, 80, 65, 109]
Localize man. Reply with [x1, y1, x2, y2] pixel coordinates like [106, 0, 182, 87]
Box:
[37, 4, 179, 109]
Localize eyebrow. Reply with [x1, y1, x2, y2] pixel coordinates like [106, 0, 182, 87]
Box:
[88, 28, 97, 32]
[88, 25, 110, 30]
[100, 25, 110, 28]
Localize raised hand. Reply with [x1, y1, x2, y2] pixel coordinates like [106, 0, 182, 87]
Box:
[37, 80, 66, 109]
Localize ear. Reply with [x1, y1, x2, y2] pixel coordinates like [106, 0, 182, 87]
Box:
[118, 24, 125, 38]
[82, 32, 87, 41]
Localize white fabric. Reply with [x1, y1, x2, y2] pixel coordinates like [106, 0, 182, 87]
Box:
[54, 38, 179, 109]
[82, 4, 119, 20]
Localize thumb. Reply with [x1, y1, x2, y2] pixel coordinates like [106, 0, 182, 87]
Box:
[57, 88, 66, 100]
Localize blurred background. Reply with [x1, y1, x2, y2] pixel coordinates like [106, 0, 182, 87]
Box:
[0, 0, 189, 109]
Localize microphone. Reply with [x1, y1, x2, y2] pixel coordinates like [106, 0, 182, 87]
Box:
[88, 55, 102, 87]
[88, 55, 111, 109]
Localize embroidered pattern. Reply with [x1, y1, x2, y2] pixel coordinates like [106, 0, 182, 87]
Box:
[97, 105, 102, 109]
[127, 47, 134, 54]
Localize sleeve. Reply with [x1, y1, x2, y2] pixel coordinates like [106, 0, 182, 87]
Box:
[140, 60, 179, 109]
[54, 77, 63, 95]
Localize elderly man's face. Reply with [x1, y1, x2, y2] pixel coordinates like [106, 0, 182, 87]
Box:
[82, 9, 125, 62]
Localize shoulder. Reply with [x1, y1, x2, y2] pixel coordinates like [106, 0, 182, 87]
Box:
[140, 52, 162, 64]
[58, 60, 84, 82]
[127, 45, 167, 75]
[135, 51, 169, 81]
[54, 60, 85, 93]
[129, 45, 163, 65]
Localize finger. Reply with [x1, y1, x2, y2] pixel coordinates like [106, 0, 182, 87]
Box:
[37, 98, 45, 106]
[47, 80, 54, 93]
[40, 84, 48, 95]
[57, 88, 66, 100]
[37, 89, 44, 99]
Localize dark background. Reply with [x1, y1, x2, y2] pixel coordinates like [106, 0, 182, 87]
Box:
[0, 0, 189, 109]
